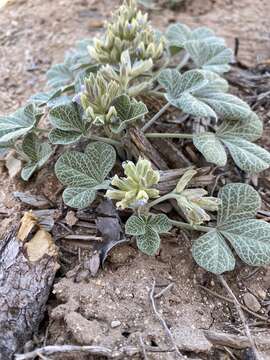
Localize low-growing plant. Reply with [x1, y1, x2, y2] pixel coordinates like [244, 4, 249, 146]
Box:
[1, 0, 270, 275]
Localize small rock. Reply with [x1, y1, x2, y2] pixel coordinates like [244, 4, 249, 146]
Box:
[243, 292, 261, 313]
[172, 325, 212, 353]
[87, 252, 100, 277]
[65, 312, 103, 345]
[5, 154, 22, 178]
[111, 320, 121, 328]
[108, 245, 137, 265]
[88, 19, 103, 29]
[65, 211, 78, 227]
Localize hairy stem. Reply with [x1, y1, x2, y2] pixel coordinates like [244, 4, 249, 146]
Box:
[141, 102, 170, 132]
[176, 52, 190, 71]
[147, 193, 175, 209]
[87, 135, 122, 147]
[145, 90, 165, 98]
[145, 132, 193, 140]
[35, 128, 50, 133]
[169, 219, 211, 232]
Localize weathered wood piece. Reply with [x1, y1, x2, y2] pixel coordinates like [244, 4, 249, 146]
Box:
[0, 214, 59, 360]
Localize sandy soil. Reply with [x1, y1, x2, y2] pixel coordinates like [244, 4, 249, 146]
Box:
[0, 0, 270, 359]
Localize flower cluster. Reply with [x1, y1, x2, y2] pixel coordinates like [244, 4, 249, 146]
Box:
[173, 170, 220, 224]
[89, 0, 165, 64]
[80, 72, 121, 126]
[106, 157, 160, 209]
[101, 50, 153, 97]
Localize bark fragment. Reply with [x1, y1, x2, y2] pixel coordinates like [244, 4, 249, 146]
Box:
[0, 213, 59, 360]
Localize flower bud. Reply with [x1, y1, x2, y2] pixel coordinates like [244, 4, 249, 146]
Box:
[106, 157, 160, 209]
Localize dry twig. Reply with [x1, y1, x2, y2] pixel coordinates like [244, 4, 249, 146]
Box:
[204, 330, 270, 350]
[198, 284, 268, 321]
[15, 344, 174, 359]
[218, 275, 262, 360]
[139, 335, 149, 360]
[149, 279, 185, 359]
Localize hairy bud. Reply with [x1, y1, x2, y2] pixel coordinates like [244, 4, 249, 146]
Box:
[174, 170, 221, 225]
[106, 157, 160, 209]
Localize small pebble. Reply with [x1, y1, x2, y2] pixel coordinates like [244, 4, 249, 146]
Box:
[243, 292, 261, 312]
[111, 320, 121, 328]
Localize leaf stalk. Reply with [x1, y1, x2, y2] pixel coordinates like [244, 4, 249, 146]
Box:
[145, 132, 193, 140]
[141, 102, 170, 132]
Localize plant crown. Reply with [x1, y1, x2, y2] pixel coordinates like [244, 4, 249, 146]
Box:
[2, 0, 270, 274]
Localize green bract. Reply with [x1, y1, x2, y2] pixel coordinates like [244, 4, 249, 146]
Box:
[192, 183, 270, 274]
[125, 214, 171, 255]
[55, 142, 116, 209]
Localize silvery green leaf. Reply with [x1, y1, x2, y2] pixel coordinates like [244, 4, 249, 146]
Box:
[62, 187, 97, 209]
[55, 142, 116, 208]
[166, 24, 224, 53]
[0, 104, 38, 142]
[217, 183, 261, 226]
[29, 89, 62, 106]
[217, 112, 263, 141]
[47, 53, 76, 90]
[158, 69, 216, 118]
[125, 214, 170, 255]
[158, 69, 246, 120]
[185, 40, 233, 74]
[47, 95, 73, 108]
[111, 95, 148, 133]
[193, 132, 227, 166]
[221, 137, 270, 173]
[194, 92, 251, 121]
[158, 69, 183, 98]
[192, 27, 225, 45]
[55, 142, 116, 186]
[159, 69, 207, 98]
[49, 129, 82, 145]
[72, 39, 93, 67]
[220, 219, 270, 267]
[125, 214, 171, 236]
[137, 226, 161, 256]
[198, 70, 229, 93]
[166, 23, 192, 50]
[21, 164, 38, 181]
[49, 103, 85, 132]
[49, 103, 88, 144]
[176, 92, 217, 119]
[147, 214, 172, 233]
[125, 215, 147, 236]
[21, 133, 53, 181]
[192, 230, 235, 274]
